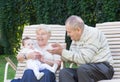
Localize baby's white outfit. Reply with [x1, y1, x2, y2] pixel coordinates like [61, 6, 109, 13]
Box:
[20, 44, 61, 80]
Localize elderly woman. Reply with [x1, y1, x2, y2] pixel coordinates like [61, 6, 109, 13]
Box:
[11, 25, 61, 82]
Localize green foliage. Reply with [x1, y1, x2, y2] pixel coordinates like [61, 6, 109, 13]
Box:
[95, 0, 120, 22]
[0, 0, 30, 55]
[0, 0, 119, 55]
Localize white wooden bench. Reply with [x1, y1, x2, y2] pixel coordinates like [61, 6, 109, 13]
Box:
[4, 24, 66, 82]
[96, 22, 120, 82]
[4, 22, 120, 82]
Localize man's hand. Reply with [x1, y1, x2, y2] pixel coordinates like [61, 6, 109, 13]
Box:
[47, 43, 63, 55]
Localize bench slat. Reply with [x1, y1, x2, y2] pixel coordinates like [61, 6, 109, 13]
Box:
[96, 22, 120, 81]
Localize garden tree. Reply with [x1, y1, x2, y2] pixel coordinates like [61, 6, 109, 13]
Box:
[95, 0, 120, 22]
[0, 0, 34, 55]
[0, 0, 119, 55]
[0, 0, 7, 54]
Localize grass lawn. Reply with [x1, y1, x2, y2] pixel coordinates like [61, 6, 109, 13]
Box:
[0, 54, 17, 82]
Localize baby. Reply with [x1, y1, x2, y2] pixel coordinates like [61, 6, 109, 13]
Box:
[19, 36, 60, 80]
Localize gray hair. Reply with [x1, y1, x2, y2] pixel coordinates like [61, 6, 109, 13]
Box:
[65, 15, 85, 30]
[36, 24, 51, 35]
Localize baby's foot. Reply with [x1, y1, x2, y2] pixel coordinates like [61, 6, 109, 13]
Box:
[50, 63, 58, 73]
[36, 72, 44, 80]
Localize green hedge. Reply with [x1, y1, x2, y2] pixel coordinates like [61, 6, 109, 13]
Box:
[0, 0, 119, 55]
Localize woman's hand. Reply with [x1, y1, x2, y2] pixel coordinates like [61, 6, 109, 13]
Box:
[27, 51, 40, 60]
[56, 60, 61, 66]
[54, 60, 62, 70]
[39, 56, 45, 63]
[17, 51, 42, 62]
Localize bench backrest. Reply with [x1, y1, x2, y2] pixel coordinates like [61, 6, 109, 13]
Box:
[96, 22, 120, 79]
[14, 24, 66, 81]
[14, 22, 120, 80]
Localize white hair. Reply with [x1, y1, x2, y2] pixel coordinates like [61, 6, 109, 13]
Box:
[36, 24, 51, 34]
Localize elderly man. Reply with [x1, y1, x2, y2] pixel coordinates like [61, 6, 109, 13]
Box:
[48, 15, 114, 82]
